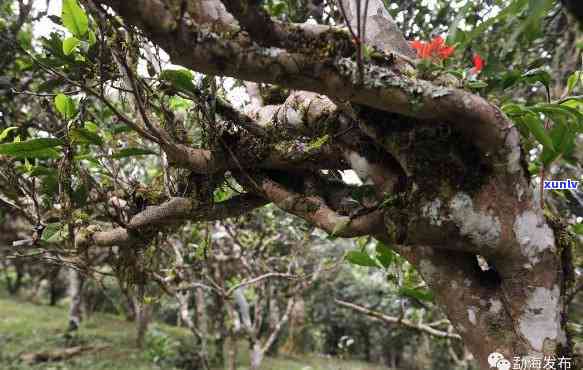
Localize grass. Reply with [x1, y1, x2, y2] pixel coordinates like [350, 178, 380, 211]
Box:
[0, 295, 391, 370]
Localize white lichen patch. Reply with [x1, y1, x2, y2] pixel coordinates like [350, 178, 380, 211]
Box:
[421, 199, 443, 226]
[505, 130, 522, 174]
[515, 183, 525, 202]
[431, 87, 452, 98]
[489, 299, 503, 314]
[449, 193, 502, 248]
[256, 47, 282, 58]
[462, 95, 474, 110]
[347, 151, 373, 184]
[467, 306, 478, 325]
[513, 210, 555, 266]
[284, 106, 303, 127]
[418, 259, 438, 280]
[518, 286, 562, 352]
[451, 281, 458, 290]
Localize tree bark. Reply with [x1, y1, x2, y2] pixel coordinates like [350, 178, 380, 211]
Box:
[134, 283, 152, 349]
[67, 268, 85, 333]
[195, 286, 211, 369]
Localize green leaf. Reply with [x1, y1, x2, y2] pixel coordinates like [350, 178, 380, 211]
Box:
[375, 242, 396, 268]
[111, 147, 156, 159]
[549, 121, 575, 159]
[42, 222, 66, 242]
[502, 103, 528, 117]
[160, 69, 197, 95]
[566, 71, 582, 95]
[29, 166, 57, 177]
[345, 250, 377, 268]
[572, 223, 583, 235]
[84, 121, 99, 132]
[532, 103, 583, 130]
[110, 123, 132, 135]
[70, 127, 103, 146]
[0, 138, 62, 158]
[87, 29, 97, 46]
[398, 287, 434, 302]
[466, 80, 488, 89]
[62, 36, 80, 55]
[500, 70, 523, 90]
[540, 146, 560, 166]
[0, 127, 17, 142]
[54, 93, 76, 120]
[522, 114, 554, 152]
[169, 96, 193, 111]
[61, 0, 88, 38]
[307, 135, 330, 151]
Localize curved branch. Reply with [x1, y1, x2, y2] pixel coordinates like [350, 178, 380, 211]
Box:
[240, 173, 386, 237]
[75, 193, 268, 248]
[93, 0, 517, 168]
[163, 141, 348, 174]
[335, 298, 461, 339]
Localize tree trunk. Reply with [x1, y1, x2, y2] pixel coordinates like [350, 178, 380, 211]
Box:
[195, 286, 211, 369]
[249, 342, 264, 370]
[48, 266, 62, 306]
[67, 268, 85, 333]
[134, 283, 151, 349]
[120, 286, 136, 322]
[280, 297, 307, 355]
[1, 260, 23, 296]
[224, 332, 238, 370]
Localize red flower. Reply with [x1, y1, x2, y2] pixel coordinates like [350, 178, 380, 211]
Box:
[438, 45, 455, 59]
[410, 40, 425, 58]
[470, 53, 485, 75]
[409, 36, 455, 61]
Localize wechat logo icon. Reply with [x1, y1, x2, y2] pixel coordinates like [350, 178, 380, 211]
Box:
[488, 352, 511, 370]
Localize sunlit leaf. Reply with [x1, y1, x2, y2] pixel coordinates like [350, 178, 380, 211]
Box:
[345, 250, 377, 267]
[61, 0, 88, 38]
[566, 71, 582, 95]
[42, 222, 66, 242]
[62, 36, 80, 55]
[0, 127, 17, 142]
[160, 69, 197, 95]
[399, 287, 434, 302]
[0, 138, 62, 158]
[375, 242, 396, 268]
[522, 113, 554, 153]
[54, 93, 76, 120]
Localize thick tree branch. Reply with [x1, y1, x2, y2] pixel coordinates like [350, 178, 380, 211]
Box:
[94, 0, 517, 169]
[163, 140, 348, 174]
[239, 173, 386, 237]
[72, 194, 268, 248]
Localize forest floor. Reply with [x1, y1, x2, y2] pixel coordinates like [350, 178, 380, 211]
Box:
[0, 295, 390, 370]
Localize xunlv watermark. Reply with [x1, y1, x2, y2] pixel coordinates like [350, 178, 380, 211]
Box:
[543, 179, 579, 190]
[488, 352, 573, 369]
